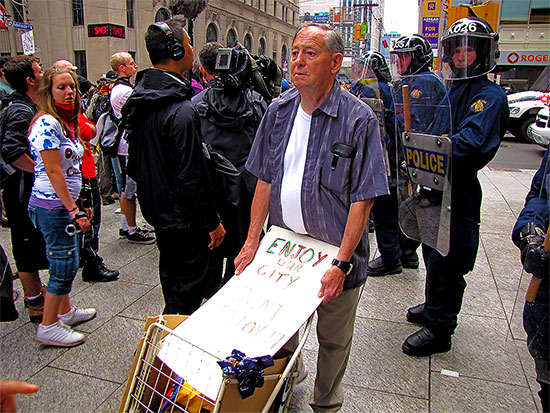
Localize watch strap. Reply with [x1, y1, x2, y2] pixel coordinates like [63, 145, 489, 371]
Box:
[331, 258, 352, 275]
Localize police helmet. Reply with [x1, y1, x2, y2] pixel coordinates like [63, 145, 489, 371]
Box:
[441, 17, 499, 79]
[362, 51, 392, 83]
[390, 34, 433, 76]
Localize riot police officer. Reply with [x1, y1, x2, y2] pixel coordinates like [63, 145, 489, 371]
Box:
[402, 17, 509, 356]
[512, 148, 549, 412]
[367, 35, 441, 277]
[350, 51, 415, 276]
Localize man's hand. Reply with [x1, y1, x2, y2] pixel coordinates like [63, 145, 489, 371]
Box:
[318, 265, 346, 304]
[234, 240, 259, 275]
[0, 380, 39, 412]
[208, 223, 225, 249]
[84, 207, 93, 221]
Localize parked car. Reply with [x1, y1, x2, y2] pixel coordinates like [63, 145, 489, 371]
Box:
[527, 105, 550, 148]
[507, 65, 550, 142]
[508, 92, 549, 142]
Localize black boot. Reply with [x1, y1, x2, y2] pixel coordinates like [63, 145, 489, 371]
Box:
[367, 256, 402, 276]
[401, 250, 419, 269]
[406, 303, 428, 325]
[402, 327, 451, 357]
[82, 261, 119, 282]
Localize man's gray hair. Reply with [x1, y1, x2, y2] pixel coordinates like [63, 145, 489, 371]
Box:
[293, 23, 344, 55]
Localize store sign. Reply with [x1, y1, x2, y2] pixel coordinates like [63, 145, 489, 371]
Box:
[422, 0, 440, 17]
[21, 30, 35, 55]
[498, 51, 550, 66]
[422, 17, 439, 50]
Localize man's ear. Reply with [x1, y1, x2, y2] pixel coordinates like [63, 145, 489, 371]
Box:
[26, 75, 36, 89]
[331, 53, 344, 75]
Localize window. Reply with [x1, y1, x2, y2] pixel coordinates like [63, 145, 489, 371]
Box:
[11, 0, 24, 23]
[530, 0, 550, 23]
[259, 37, 266, 55]
[274, 1, 277, 17]
[206, 23, 218, 42]
[74, 50, 87, 79]
[293, 11, 295, 25]
[227, 28, 237, 47]
[264, 0, 268, 12]
[500, 0, 529, 23]
[155, 7, 171, 22]
[244, 33, 253, 51]
[126, 0, 135, 28]
[71, 0, 84, 26]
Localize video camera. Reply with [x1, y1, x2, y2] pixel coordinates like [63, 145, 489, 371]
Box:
[214, 43, 283, 101]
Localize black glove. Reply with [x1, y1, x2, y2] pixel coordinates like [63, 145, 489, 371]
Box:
[78, 183, 92, 209]
[518, 223, 548, 279]
[65, 211, 87, 236]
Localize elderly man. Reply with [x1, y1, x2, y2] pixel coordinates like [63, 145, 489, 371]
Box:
[235, 23, 388, 411]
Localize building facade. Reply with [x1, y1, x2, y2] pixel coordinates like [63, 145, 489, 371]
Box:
[0, 0, 299, 84]
[494, 0, 549, 91]
[417, 0, 549, 90]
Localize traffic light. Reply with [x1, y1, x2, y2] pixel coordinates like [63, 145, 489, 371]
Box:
[354, 23, 362, 41]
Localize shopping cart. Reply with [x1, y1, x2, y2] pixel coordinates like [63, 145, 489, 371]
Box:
[119, 314, 314, 413]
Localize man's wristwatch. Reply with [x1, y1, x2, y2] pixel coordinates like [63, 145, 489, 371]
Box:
[331, 259, 353, 275]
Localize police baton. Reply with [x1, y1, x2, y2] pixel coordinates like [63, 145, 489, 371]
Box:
[402, 84, 414, 197]
[525, 226, 549, 303]
[402, 84, 411, 132]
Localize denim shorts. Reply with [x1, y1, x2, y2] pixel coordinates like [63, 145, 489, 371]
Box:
[28, 205, 79, 296]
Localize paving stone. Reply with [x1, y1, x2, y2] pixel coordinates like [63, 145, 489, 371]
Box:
[19, 367, 120, 413]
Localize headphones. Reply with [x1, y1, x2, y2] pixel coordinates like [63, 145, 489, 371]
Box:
[149, 22, 185, 61]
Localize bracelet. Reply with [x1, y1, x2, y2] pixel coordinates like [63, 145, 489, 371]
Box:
[68, 207, 78, 213]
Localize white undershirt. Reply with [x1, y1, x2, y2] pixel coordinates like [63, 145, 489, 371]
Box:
[281, 105, 311, 234]
[110, 83, 132, 156]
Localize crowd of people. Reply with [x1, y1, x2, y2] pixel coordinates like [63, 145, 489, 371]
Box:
[0, 15, 547, 413]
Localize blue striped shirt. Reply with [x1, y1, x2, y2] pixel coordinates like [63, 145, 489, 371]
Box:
[246, 80, 389, 289]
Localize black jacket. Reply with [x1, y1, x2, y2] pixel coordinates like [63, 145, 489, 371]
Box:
[191, 83, 267, 169]
[0, 92, 36, 203]
[1, 91, 36, 165]
[122, 68, 220, 233]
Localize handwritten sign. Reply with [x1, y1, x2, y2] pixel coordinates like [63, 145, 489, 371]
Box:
[157, 226, 339, 401]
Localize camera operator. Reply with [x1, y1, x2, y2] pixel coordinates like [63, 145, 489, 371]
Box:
[192, 42, 275, 296]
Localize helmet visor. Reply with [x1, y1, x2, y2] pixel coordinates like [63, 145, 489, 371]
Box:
[440, 34, 497, 80]
[390, 52, 417, 79]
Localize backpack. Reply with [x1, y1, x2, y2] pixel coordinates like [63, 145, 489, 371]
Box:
[89, 91, 110, 122]
[97, 108, 123, 158]
[97, 77, 133, 158]
[0, 102, 34, 182]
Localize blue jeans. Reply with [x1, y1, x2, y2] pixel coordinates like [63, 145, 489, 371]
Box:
[111, 156, 125, 195]
[28, 205, 79, 295]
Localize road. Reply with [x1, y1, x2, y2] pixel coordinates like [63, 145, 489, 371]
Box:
[489, 134, 547, 170]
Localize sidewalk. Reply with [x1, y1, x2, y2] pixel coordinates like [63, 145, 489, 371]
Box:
[0, 165, 543, 413]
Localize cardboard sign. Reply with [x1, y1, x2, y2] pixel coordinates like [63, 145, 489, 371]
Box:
[157, 226, 339, 401]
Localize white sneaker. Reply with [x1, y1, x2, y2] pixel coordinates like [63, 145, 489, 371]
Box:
[114, 208, 121, 214]
[36, 321, 85, 347]
[59, 305, 97, 327]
